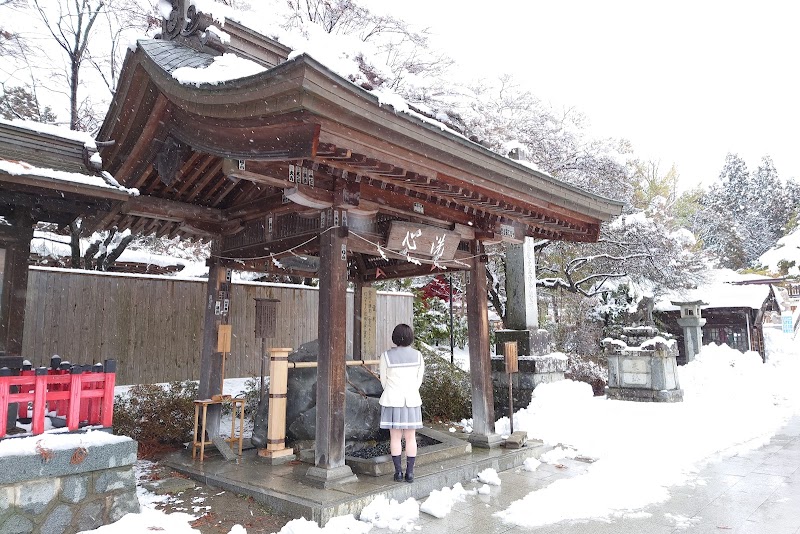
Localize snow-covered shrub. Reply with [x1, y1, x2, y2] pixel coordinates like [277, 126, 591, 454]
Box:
[564, 354, 608, 396]
[113, 381, 198, 449]
[418, 346, 471, 422]
[413, 292, 468, 349]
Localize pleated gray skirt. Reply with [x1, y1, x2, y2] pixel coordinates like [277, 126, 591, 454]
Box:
[380, 406, 423, 429]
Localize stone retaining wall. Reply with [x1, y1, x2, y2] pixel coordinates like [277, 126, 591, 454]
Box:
[0, 434, 139, 533]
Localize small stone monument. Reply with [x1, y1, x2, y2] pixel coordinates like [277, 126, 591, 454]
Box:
[672, 300, 707, 363]
[604, 337, 683, 402]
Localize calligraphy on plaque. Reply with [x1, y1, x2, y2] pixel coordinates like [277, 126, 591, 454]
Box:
[386, 221, 461, 261]
[361, 287, 378, 358]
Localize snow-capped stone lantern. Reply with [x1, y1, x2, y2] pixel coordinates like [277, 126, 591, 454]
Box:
[673, 300, 707, 363]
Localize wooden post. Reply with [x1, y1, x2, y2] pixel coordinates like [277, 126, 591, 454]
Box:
[0, 211, 34, 355]
[198, 256, 228, 437]
[307, 210, 356, 486]
[258, 347, 296, 463]
[466, 240, 501, 448]
[101, 360, 116, 427]
[353, 280, 363, 360]
[32, 367, 47, 435]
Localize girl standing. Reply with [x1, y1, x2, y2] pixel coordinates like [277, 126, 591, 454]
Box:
[379, 324, 425, 482]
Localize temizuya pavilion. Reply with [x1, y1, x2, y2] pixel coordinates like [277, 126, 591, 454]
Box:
[95, 1, 623, 486]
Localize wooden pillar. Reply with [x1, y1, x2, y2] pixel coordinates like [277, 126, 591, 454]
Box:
[198, 255, 228, 436]
[466, 240, 501, 448]
[353, 280, 363, 360]
[306, 210, 356, 486]
[0, 211, 33, 356]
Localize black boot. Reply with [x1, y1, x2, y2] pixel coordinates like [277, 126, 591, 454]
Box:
[392, 455, 403, 482]
[404, 456, 415, 483]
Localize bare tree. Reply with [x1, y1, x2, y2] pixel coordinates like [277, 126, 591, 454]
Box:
[86, 0, 156, 95]
[32, 0, 106, 130]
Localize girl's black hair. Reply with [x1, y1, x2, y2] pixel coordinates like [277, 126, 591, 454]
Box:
[391, 323, 414, 347]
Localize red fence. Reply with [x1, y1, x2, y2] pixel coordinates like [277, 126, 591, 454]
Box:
[0, 359, 116, 438]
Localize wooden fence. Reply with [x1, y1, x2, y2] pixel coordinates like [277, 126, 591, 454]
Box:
[22, 267, 413, 385]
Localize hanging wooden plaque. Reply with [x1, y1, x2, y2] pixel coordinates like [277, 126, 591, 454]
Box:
[386, 221, 460, 260]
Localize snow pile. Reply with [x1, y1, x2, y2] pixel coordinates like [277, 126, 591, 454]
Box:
[476, 468, 501, 486]
[172, 53, 267, 86]
[539, 446, 578, 465]
[79, 506, 201, 533]
[420, 483, 475, 518]
[274, 516, 371, 534]
[495, 340, 800, 528]
[359, 495, 418, 531]
[522, 457, 541, 472]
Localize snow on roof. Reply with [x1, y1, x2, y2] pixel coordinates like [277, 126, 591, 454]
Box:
[654, 269, 772, 312]
[759, 226, 800, 276]
[0, 158, 138, 195]
[0, 118, 97, 149]
[171, 52, 266, 86]
[170, 1, 545, 173]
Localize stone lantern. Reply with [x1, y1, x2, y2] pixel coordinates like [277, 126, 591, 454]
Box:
[672, 300, 707, 363]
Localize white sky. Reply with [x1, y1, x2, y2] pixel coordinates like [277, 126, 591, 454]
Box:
[368, 0, 800, 189]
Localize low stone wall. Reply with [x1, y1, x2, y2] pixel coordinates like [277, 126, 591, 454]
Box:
[0, 432, 139, 533]
[604, 338, 683, 402]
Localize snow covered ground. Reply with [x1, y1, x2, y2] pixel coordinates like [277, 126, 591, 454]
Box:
[62, 327, 800, 532]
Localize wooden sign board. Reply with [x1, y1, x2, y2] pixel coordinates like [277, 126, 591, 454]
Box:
[217, 324, 232, 353]
[386, 221, 461, 260]
[504, 341, 519, 373]
[361, 287, 378, 358]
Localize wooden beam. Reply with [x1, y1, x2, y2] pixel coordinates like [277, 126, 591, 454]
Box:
[123, 195, 226, 224]
[186, 159, 224, 203]
[114, 94, 171, 185]
[171, 109, 321, 161]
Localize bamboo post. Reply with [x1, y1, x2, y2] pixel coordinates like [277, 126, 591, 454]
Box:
[258, 347, 296, 463]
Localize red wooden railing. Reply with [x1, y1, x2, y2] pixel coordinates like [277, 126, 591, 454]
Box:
[0, 359, 116, 438]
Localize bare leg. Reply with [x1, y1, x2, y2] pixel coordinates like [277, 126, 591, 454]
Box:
[390, 428, 403, 456]
[403, 429, 417, 456]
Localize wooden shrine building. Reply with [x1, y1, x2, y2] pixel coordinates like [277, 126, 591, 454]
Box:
[91, 1, 624, 485]
[0, 120, 135, 356]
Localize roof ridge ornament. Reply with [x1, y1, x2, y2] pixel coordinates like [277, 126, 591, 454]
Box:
[160, 0, 225, 53]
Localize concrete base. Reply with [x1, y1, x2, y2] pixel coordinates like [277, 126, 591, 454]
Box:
[164, 430, 547, 526]
[305, 465, 358, 488]
[606, 387, 685, 402]
[468, 432, 504, 449]
[258, 448, 296, 465]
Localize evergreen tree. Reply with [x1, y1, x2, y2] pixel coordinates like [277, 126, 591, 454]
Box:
[0, 85, 57, 123]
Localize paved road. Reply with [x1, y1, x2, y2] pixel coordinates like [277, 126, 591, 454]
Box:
[384, 415, 800, 534]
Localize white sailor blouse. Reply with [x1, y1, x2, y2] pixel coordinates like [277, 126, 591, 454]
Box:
[378, 346, 425, 408]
